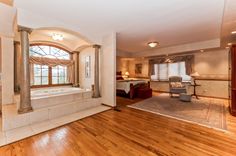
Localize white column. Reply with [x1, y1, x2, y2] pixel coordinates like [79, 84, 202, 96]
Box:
[18, 26, 33, 114]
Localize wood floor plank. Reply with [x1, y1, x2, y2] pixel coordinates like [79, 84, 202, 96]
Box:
[0, 95, 236, 155]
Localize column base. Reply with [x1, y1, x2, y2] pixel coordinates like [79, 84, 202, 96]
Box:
[92, 94, 101, 98]
[18, 107, 33, 114]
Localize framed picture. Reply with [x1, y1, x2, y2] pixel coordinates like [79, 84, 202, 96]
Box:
[85, 56, 91, 78]
[135, 63, 142, 74]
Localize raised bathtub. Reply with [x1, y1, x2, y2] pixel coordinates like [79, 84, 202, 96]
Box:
[9, 87, 102, 131]
[31, 87, 89, 99]
[15, 87, 94, 110]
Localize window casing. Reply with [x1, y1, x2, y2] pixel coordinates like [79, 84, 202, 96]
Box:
[29, 45, 71, 87]
[151, 61, 191, 82]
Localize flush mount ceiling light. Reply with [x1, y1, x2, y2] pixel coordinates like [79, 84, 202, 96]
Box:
[52, 33, 64, 41]
[228, 43, 232, 46]
[148, 41, 159, 48]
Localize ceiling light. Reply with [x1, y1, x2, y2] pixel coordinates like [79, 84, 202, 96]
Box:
[200, 49, 204, 52]
[231, 31, 236, 34]
[228, 43, 232, 46]
[52, 33, 64, 41]
[148, 42, 159, 48]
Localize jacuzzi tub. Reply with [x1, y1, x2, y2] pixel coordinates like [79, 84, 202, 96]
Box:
[15, 87, 93, 110]
[31, 87, 90, 99]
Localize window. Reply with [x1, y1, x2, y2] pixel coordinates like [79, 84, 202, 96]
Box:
[52, 65, 68, 84]
[33, 65, 49, 85]
[30, 45, 70, 60]
[30, 45, 71, 86]
[151, 61, 191, 81]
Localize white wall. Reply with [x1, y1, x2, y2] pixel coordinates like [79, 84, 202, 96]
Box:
[79, 47, 95, 89]
[101, 33, 116, 106]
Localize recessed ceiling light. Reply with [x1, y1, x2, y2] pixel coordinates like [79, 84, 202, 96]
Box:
[231, 31, 236, 34]
[148, 42, 159, 48]
[200, 49, 204, 52]
[52, 33, 64, 41]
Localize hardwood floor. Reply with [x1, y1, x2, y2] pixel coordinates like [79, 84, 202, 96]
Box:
[1, 95, 236, 156]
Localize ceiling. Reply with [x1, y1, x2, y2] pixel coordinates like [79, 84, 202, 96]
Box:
[221, 0, 236, 47]
[29, 28, 90, 51]
[14, 0, 226, 52]
[15, 28, 90, 51]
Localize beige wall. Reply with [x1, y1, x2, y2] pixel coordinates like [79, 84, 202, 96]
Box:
[195, 49, 229, 79]
[116, 57, 149, 78]
[79, 47, 95, 89]
[0, 3, 16, 105]
[128, 58, 149, 78]
[117, 48, 229, 98]
[116, 57, 129, 75]
[1, 37, 14, 104]
[0, 0, 13, 6]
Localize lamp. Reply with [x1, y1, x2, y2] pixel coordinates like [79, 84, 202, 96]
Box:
[148, 42, 159, 48]
[190, 72, 200, 85]
[125, 71, 130, 78]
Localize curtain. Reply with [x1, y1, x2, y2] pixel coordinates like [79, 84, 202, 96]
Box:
[30, 63, 34, 85]
[30, 56, 75, 84]
[148, 55, 194, 76]
[170, 55, 194, 75]
[29, 56, 74, 67]
[67, 64, 74, 84]
[149, 58, 166, 76]
[183, 55, 194, 75]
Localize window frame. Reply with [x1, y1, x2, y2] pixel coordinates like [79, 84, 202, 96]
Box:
[30, 44, 73, 88]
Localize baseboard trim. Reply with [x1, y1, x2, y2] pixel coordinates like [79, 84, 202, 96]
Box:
[101, 103, 122, 112]
[101, 103, 114, 108]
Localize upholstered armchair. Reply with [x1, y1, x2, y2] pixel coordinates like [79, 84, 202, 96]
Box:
[169, 76, 187, 97]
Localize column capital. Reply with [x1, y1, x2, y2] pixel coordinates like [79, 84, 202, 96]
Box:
[72, 51, 80, 54]
[93, 44, 101, 49]
[18, 25, 32, 34]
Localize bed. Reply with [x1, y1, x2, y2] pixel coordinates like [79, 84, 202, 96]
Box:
[116, 71, 150, 99]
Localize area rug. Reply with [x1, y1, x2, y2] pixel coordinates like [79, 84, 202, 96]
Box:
[128, 94, 227, 131]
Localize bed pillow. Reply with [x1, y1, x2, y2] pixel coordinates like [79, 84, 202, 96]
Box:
[170, 82, 183, 88]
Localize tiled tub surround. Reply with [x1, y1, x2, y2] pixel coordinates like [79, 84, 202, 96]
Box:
[15, 87, 92, 110]
[2, 87, 102, 131]
[0, 105, 110, 146]
[0, 87, 111, 146]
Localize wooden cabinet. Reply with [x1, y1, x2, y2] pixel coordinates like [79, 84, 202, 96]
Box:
[230, 45, 236, 116]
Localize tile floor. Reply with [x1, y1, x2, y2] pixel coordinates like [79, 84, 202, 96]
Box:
[0, 105, 110, 146]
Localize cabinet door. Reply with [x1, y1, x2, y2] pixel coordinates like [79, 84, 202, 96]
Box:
[230, 45, 236, 116]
